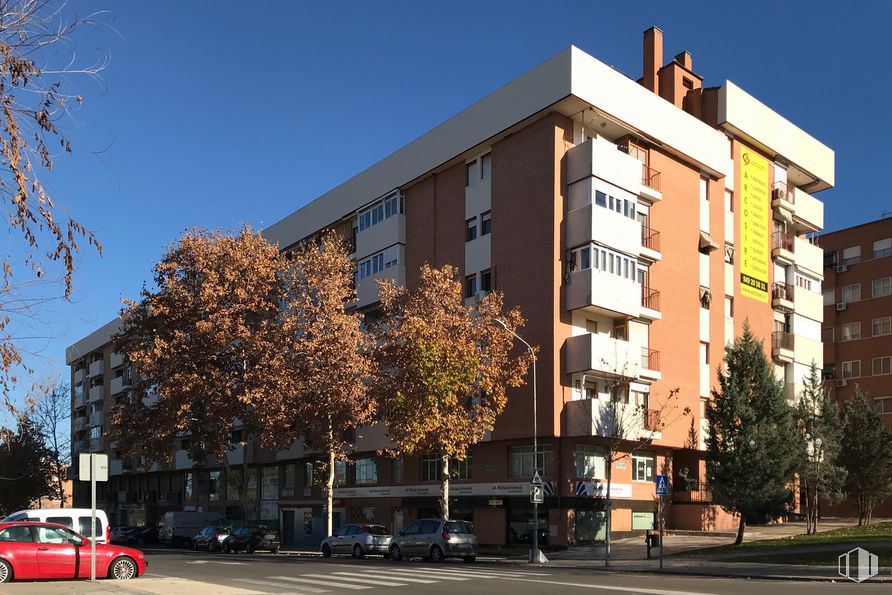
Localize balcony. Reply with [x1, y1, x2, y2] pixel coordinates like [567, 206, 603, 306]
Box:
[564, 333, 660, 381]
[110, 459, 124, 476]
[73, 368, 86, 384]
[566, 184, 642, 257]
[794, 286, 823, 321]
[794, 236, 823, 278]
[771, 331, 794, 363]
[110, 352, 124, 369]
[772, 231, 795, 264]
[565, 268, 640, 319]
[567, 137, 644, 197]
[355, 264, 405, 309]
[640, 164, 662, 202]
[771, 181, 795, 215]
[174, 450, 194, 470]
[771, 282, 794, 312]
[791, 187, 823, 232]
[72, 440, 86, 454]
[89, 410, 103, 427]
[73, 416, 87, 432]
[564, 398, 661, 440]
[354, 214, 405, 260]
[110, 375, 132, 396]
[73, 387, 86, 410]
[88, 385, 104, 403]
[88, 359, 104, 378]
[640, 288, 661, 321]
[89, 437, 103, 452]
[640, 225, 661, 261]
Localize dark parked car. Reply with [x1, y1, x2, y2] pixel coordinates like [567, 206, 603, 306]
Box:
[119, 526, 158, 547]
[389, 519, 477, 563]
[222, 526, 280, 554]
[320, 524, 391, 558]
[191, 526, 232, 552]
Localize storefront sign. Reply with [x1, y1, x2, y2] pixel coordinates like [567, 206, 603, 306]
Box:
[739, 149, 770, 303]
[333, 482, 529, 499]
[574, 481, 633, 498]
[488, 498, 503, 506]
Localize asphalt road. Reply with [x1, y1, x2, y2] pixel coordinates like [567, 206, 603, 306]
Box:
[1, 547, 889, 594]
[138, 547, 889, 594]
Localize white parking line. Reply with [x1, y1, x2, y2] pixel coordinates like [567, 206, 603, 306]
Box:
[268, 575, 374, 590]
[332, 571, 437, 584]
[355, 567, 470, 580]
[234, 577, 325, 593]
[300, 573, 407, 587]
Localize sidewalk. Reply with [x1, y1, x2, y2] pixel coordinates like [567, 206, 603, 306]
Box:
[0, 577, 269, 595]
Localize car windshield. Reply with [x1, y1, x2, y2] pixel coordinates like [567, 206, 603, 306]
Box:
[445, 521, 471, 534]
[367, 525, 388, 535]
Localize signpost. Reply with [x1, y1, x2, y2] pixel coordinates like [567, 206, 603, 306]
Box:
[530, 483, 544, 504]
[79, 453, 108, 581]
[655, 474, 669, 569]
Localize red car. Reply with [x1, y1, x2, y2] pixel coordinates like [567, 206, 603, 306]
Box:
[0, 521, 147, 583]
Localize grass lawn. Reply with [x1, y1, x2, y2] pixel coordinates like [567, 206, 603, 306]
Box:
[723, 541, 892, 566]
[681, 522, 892, 559]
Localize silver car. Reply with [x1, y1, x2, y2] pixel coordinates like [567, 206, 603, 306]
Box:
[389, 519, 477, 563]
[321, 524, 392, 558]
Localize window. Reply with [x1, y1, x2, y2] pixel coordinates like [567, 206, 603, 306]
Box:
[261, 466, 278, 500]
[354, 458, 377, 484]
[724, 244, 734, 264]
[509, 444, 554, 477]
[823, 251, 838, 268]
[841, 284, 861, 303]
[466, 218, 477, 242]
[873, 356, 892, 376]
[872, 277, 891, 298]
[821, 327, 834, 342]
[89, 426, 102, 439]
[575, 379, 596, 400]
[392, 457, 403, 484]
[481, 212, 492, 236]
[480, 269, 492, 293]
[842, 246, 861, 266]
[699, 286, 712, 309]
[585, 319, 598, 333]
[875, 397, 892, 414]
[822, 363, 836, 380]
[699, 177, 709, 201]
[357, 192, 403, 232]
[595, 191, 607, 207]
[613, 320, 627, 341]
[481, 153, 492, 180]
[873, 317, 892, 337]
[576, 445, 606, 479]
[209, 470, 221, 502]
[592, 188, 636, 220]
[283, 464, 296, 490]
[724, 296, 734, 318]
[420, 453, 472, 481]
[184, 472, 193, 500]
[304, 462, 314, 489]
[842, 360, 861, 379]
[724, 190, 733, 212]
[334, 461, 347, 487]
[841, 322, 861, 341]
[47, 516, 73, 529]
[35, 525, 78, 545]
[682, 77, 694, 90]
[0, 526, 33, 542]
[796, 275, 816, 292]
[873, 238, 892, 259]
[465, 275, 477, 299]
[465, 161, 478, 187]
[632, 452, 656, 482]
[227, 468, 242, 500]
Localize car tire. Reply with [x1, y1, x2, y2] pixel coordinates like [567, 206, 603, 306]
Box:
[352, 544, 364, 559]
[430, 545, 444, 563]
[270, 547, 279, 555]
[322, 543, 332, 558]
[137, 538, 145, 546]
[462, 556, 476, 563]
[207, 541, 215, 553]
[246, 544, 255, 554]
[0, 559, 12, 583]
[192, 540, 198, 551]
[109, 556, 138, 580]
[389, 544, 402, 562]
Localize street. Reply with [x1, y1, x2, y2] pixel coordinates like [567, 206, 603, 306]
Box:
[0, 548, 888, 595]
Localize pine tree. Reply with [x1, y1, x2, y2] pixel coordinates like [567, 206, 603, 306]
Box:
[839, 386, 892, 525]
[705, 321, 800, 545]
[0, 416, 54, 516]
[793, 363, 846, 534]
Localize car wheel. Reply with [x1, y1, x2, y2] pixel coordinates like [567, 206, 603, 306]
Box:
[223, 543, 231, 554]
[192, 540, 198, 551]
[246, 544, 255, 554]
[389, 544, 402, 562]
[270, 547, 279, 555]
[352, 544, 364, 559]
[462, 556, 476, 563]
[430, 545, 444, 562]
[109, 556, 138, 580]
[322, 543, 332, 558]
[0, 559, 12, 583]
[137, 538, 145, 546]
[207, 541, 215, 553]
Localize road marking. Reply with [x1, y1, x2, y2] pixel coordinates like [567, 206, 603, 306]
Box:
[389, 567, 517, 579]
[355, 567, 470, 580]
[300, 573, 407, 587]
[234, 577, 326, 593]
[184, 560, 247, 565]
[336, 571, 437, 584]
[421, 566, 551, 577]
[503, 577, 720, 595]
[269, 575, 373, 590]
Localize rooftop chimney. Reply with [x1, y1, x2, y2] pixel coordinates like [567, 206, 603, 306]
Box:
[675, 51, 692, 71]
[643, 26, 662, 94]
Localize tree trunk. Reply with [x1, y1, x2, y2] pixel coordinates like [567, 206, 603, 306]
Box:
[440, 453, 450, 519]
[326, 423, 334, 537]
[57, 470, 66, 507]
[604, 460, 612, 567]
[734, 515, 746, 545]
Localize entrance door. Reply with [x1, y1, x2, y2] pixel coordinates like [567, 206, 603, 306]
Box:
[282, 510, 295, 546]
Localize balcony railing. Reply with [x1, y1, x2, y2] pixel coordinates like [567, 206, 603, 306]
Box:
[641, 348, 660, 371]
[772, 330, 794, 352]
[641, 165, 661, 192]
[641, 225, 660, 251]
[772, 282, 794, 301]
[772, 181, 794, 204]
[641, 288, 661, 311]
[673, 487, 713, 503]
[643, 409, 661, 431]
[772, 231, 794, 253]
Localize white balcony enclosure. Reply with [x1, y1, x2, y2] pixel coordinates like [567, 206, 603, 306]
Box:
[226, 444, 245, 466]
[110, 376, 124, 396]
[355, 264, 405, 309]
[174, 450, 194, 470]
[88, 359, 103, 378]
[355, 213, 405, 260]
[566, 184, 642, 256]
[73, 368, 86, 384]
[88, 410, 103, 427]
[88, 385, 104, 403]
[567, 136, 643, 197]
[564, 398, 661, 441]
[89, 437, 103, 452]
[564, 333, 659, 381]
[73, 417, 87, 432]
[109, 352, 124, 369]
[565, 267, 640, 319]
[791, 187, 823, 232]
[794, 237, 823, 279]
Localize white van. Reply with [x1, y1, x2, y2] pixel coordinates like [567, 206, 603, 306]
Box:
[1, 508, 111, 544]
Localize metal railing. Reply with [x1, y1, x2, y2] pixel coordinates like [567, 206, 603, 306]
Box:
[642, 165, 661, 192]
[641, 288, 661, 311]
[772, 231, 794, 252]
[641, 225, 661, 251]
[673, 487, 713, 503]
[772, 330, 794, 352]
[772, 282, 794, 301]
[641, 348, 660, 371]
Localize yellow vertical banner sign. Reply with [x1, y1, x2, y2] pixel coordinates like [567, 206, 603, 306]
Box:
[739, 150, 769, 303]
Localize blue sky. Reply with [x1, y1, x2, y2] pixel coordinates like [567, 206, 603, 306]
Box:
[6, 0, 890, 403]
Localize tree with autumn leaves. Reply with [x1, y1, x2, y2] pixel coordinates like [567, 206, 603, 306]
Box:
[374, 265, 533, 518]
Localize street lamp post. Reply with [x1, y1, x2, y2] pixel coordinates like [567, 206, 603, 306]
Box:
[492, 319, 546, 564]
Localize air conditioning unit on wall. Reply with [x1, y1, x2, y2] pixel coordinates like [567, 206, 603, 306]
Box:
[836, 379, 848, 387]
[772, 187, 787, 201]
[836, 303, 847, 311]
[836, 264, 848, 273]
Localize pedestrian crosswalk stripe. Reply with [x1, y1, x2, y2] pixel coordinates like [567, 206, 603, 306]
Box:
[300, 573, 407, 587]
[389, 567, 516, 579]
[434, 567, 552, 577]
[269, 575, 372, 590]
[233, 577, 324, 593]
[332, 571, 437, 584]
[357, 567, 470, 581]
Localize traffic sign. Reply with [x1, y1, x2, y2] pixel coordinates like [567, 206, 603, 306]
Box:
[655, 474, 669, 496]
[530, 483, 544, 504]
[79, 453, 109, 482]
[531, 469, 542, 485]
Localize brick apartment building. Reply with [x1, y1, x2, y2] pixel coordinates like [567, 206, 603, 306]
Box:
[67, 28, 834, 547]
[820, 217, 892, 517]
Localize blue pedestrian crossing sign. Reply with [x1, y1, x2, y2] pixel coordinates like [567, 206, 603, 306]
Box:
[655, 475, 669, 496]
